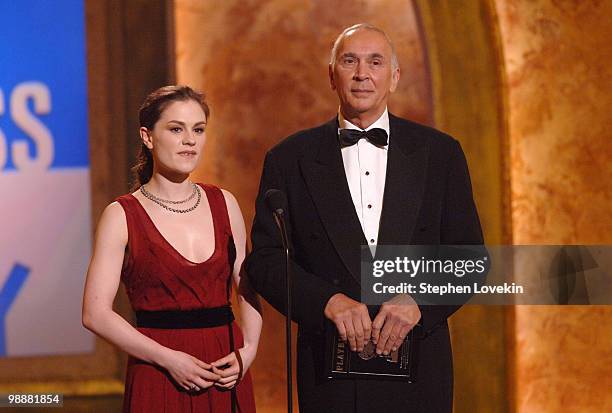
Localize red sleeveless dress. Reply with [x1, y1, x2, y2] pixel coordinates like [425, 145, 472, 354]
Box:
[116, 184, 256, 413]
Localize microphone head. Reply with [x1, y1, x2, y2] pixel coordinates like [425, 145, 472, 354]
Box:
[264, 189, 288, 215]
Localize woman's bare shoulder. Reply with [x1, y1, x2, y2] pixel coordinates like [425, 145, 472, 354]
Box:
[95, 201, 128, 243]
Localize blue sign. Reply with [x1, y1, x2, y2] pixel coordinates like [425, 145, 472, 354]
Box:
[0, 0, 89, 171]
[0, 0, 94, 357]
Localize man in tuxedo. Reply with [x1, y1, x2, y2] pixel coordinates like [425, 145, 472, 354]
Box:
[245, 24, 483, 412]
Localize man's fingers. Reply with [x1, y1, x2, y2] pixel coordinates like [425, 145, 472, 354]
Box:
[327, 295, 374, 351]
[353, 316, 365, 352]
[336, 320, 347, 342]
[383, 322, 402, 353]
[345, 319, 357, 351]
[376, 316, 395, 355]
[371, 311, 386, 345]
[385, 323, 404, 353]
[391, 325, 412, 351]
[361, 311, 372, 345]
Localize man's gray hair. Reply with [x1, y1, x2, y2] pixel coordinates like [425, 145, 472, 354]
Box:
[329, 23, 399, 70]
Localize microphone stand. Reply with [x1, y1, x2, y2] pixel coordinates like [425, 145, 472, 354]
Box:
[274, 211, 293, 413]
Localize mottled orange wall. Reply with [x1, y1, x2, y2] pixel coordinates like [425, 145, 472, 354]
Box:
[174, 1, 430, 411]
[496, 1, 612, 412]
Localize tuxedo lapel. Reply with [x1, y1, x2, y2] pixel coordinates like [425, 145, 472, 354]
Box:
[299, 118, 366, 284]
[377, 114, 428, 248]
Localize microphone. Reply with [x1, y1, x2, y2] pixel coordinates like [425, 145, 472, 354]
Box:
[264, 189, 291, 252]
[264, 188, 287, 217]
[263, 188, 294, 413]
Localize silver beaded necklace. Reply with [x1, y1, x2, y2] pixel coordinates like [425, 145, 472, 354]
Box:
[140, 182, 197, 204]
[140, 183, 202, 214]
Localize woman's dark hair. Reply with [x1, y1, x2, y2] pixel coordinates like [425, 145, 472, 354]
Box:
[131, 85, 210, 189]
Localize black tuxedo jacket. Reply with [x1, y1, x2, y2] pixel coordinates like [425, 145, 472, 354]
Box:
[245, 114, 483, 412]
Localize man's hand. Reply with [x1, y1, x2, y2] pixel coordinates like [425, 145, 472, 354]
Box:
[371, 294, 421, 355]
[324, 293, 372, 352]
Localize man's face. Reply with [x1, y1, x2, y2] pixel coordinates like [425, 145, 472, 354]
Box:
[330, 29, 400, 121]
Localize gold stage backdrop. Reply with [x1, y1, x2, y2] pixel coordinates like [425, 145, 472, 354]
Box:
[496, 1, 612, 412]
[176, 1, 612, 412]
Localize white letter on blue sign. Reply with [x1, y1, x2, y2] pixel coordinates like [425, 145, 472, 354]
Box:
[10, 82, 54, 171]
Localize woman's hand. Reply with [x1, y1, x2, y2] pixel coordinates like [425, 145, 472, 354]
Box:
[210, 345, 256, 390]
[159, 348, 220, 392]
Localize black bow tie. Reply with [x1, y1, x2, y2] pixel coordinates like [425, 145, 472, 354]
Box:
[339, 128, 388, 147]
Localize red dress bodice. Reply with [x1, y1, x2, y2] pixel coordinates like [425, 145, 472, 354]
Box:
[115, 183, 256, 413]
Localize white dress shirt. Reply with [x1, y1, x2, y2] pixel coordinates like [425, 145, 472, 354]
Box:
[338, 108, 389, 250]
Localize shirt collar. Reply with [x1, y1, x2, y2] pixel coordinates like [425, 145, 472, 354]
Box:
[337, 107, 390, 137]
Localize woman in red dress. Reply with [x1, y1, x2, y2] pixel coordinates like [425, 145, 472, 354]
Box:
[83, 85, 261, 412]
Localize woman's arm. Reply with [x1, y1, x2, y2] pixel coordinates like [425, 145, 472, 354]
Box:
[82, 202, 219, 391]
[212, 190, 263, 389]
